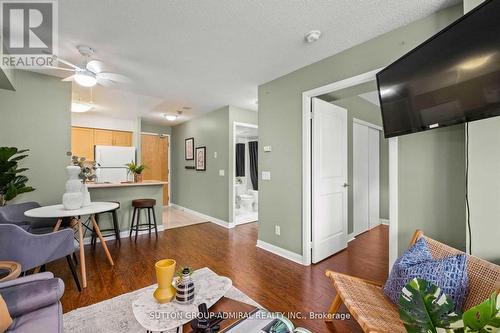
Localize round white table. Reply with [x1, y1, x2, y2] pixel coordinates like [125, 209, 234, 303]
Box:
[25, 202, 118, 288]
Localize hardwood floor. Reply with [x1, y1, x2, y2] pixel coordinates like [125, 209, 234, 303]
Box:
[47, 222, 389, 332]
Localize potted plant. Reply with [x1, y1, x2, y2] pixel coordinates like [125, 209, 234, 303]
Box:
[399, 278, 500, 333]
[0, 147, 35, 206]
[125, 161, 146, 183]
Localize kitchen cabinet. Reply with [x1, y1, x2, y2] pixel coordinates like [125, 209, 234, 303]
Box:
[94, 129, 114, 146]
[71, 127, 133, 161]
[71, 127, 95, 161]
[112, 131, 133, 147]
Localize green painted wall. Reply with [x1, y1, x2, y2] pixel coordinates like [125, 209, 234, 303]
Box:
[0, 70, 71, 205]
[171, 107, 230, 221]
[141, 121, 172, 135]
[258, 4, 463, 255]
[380, 134, 389, 220]
[228, 106, 258, 222]
[331, 96, 389, 234]
[398, 126, 466, 254]
[468, 118, 500, 264]
[170, 106, 257, 223]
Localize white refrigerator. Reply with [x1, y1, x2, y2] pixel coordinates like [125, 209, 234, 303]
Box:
[95, 145, 136, 183]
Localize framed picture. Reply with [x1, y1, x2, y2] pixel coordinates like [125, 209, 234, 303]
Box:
[195, 146, 206, 171]
[185, 137, 194, 160]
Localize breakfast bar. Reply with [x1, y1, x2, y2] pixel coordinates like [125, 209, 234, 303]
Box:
[87, 181, 168, 238]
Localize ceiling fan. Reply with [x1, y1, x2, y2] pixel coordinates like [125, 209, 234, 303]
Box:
[45, 45, 130, 88]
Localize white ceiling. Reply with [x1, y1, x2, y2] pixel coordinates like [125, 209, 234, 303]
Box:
[50, 0, 459, 125]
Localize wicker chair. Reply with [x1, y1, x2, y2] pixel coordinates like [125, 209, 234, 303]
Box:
[325, 230, 500, 333]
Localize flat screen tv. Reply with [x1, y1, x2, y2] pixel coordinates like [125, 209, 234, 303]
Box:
[376, 0, 500, 138]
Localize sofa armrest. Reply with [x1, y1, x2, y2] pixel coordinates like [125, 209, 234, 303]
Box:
[1, 277, 64, 318]
[0, 272, 54, 289]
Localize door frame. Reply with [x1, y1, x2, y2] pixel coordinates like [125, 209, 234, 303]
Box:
[301, 67, 399, 267]
[232, 122, 259, 225]
[141, 132, 171, 206]
[352, 118, 383, 236]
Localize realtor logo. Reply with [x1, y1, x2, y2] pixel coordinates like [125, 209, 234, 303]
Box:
[0, 0, 58, 68]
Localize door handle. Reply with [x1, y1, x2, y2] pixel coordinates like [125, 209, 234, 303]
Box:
[343, 183, 350, 188]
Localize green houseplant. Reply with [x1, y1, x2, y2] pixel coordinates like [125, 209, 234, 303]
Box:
[399, 278, 500, 333]
[125, 161, 146, 182]
[0, 147, 35, 206]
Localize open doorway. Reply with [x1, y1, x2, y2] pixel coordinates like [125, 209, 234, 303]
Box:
[233, 122, 259, 225]
[302, 69, 395, 265]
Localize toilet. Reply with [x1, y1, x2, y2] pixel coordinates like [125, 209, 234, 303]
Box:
[239, 194, 254, 211]
[249, 190, 258, 211]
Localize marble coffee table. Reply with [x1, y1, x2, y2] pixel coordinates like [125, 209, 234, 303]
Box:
[132, 268, 233, 332]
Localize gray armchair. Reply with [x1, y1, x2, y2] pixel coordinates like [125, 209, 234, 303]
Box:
[0, 272, 64, 333]
[0, 202, 60, 232]
[0, 224, 81, 291]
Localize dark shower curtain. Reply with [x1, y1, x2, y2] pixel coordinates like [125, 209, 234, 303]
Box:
[235, 143, 245, 177]
[249, 141, 258, 190]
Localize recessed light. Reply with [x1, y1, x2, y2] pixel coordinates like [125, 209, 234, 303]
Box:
[304, 30, 321, 43]
[163, 113, 177, 121]
[71, 101, 93, 113]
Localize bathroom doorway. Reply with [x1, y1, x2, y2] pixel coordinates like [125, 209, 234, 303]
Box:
[233, 122, 259, 225]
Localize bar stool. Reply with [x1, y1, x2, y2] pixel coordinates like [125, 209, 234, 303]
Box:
[91, 201, 121, 248]
[129, 199, 158, 241]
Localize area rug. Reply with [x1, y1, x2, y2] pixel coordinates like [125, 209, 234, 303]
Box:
[63, 267, 262, 333]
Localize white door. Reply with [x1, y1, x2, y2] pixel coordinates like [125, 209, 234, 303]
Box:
[312, 98, 348, 263]
[353, 122, 381, 236]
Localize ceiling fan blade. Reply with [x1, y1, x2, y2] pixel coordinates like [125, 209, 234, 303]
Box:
[86, 60, 104, 74]
[44, 65, 75, 72]
[62, 75, 75, 82]
[97, 72, 131, 83]
[54, 56, 81, 71]
[96, 77, 114, 87]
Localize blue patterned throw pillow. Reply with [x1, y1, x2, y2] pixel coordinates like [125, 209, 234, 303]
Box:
[384, 237, 469, 311]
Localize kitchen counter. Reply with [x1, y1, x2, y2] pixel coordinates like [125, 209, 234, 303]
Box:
[87, 180, 168, 189]
[86, 180, 167, 236]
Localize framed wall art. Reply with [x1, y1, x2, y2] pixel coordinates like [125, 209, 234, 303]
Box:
[195, 146, 206, 171]
[185, 137, 194, 160]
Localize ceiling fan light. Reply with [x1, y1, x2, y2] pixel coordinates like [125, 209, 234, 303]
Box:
[74, 70, 97, 87]
[163, 114, 177, 121]
[71, 102, 93, 113]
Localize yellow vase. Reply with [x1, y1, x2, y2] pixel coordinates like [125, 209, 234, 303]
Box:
[153, 259, 176, 303]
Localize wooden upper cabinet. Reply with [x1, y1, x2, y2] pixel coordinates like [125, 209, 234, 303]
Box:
[94, 129, 114, 146]
[71, 127, 94, 161]
[112, 131, 133, 147]
[72, 127, 133, 161]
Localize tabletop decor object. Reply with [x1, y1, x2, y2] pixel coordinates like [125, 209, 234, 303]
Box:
[125, 161, 146, 183]
[62, 165, 84, 210]
[0, 147, 35, 206]
[175, 266, 195, 304]
[189, 303, 223, 333]
[72, 156, 97, 206]
[132, 267, 233, 332]
[153, 259, 177, 304]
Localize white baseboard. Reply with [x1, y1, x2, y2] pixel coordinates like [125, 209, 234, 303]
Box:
[347, 233, 356, 242]
[256, 240, 304, 265]
[82, 225, 166, 245]
[380, 218, 390, 225]
[170, 203, 234, 229]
